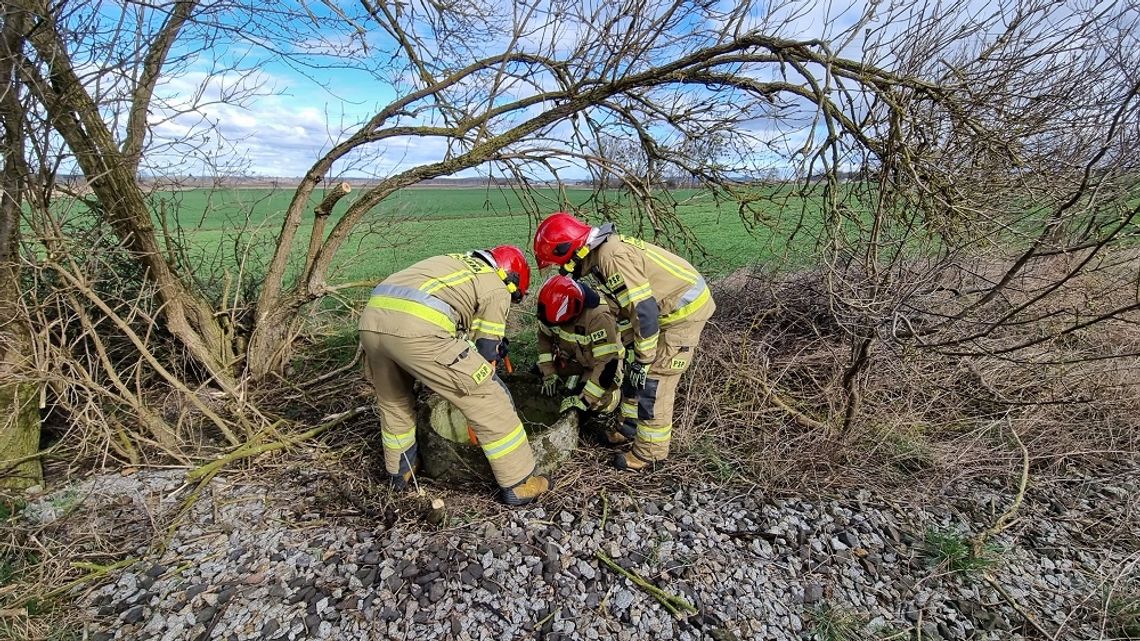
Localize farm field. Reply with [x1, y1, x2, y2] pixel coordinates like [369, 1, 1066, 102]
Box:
[151, 186, 825, 290]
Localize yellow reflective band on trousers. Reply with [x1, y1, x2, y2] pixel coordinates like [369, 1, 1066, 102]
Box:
[584, 381, 605, 398]
[382, 428, 416, 449]
[621, 401, 638, 418]
[482, 423, 526, 460]
[637, 423, 672, 443]
[660, 279, 711, 327]
[471, 318, 506, 336]
[367, 296, 457, 334]
[537, 353, 554, 363]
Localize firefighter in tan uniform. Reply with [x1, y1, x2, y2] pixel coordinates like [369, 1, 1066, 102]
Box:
[534, 213, 715, 471]
[358, 245, 553, 505]
[534, 275, 626, 419]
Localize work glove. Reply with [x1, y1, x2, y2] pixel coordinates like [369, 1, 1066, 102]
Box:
[541, 374, 560, 397]
[625, 361, 649, 392]
[497, 338, 510, 360]
[560, 395, 588, 415]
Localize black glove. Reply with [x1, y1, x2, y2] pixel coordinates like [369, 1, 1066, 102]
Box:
[625, 361, 649, 392]
[497, 337, 510, 361]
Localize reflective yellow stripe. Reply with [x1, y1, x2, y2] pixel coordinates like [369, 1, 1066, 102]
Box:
[471, 318, 506, 336]
[621, 402, 638, 419]
[645, 248, 698, 284]
[382, 429, 416, 449]
[660, 285, 711, 327]
[592, 343, 622, 358]
[637, 423, 672, 442]
[537, 353, 554, 363]
[635, 334, 659, 353]
[420, 270, 475, 294]
[550, 326, 590, 344]
[583, 381, 605, 398]
[367, 296, 457, 333]
[482, 423, 526, 460]
[625, 283, 653, 305]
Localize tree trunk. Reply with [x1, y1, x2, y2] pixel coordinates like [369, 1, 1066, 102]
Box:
[0, 4, 42, 490]
[0, 384, 41, 491]
[15, 0, 237, 390]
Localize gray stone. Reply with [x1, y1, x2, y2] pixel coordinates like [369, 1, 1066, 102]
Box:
[260, 620, 280, 638]
[121, 605, 146, 624]
[803, 583, 824, 603]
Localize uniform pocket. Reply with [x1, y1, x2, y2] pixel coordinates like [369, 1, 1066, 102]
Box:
[434, 341, 493, 396]
[659, 331, 694, 374]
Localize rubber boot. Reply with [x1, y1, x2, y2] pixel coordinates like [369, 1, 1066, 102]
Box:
[612, 449, 658, 472]
[389, 447, 419, 491]
[500, 473, 554, 506]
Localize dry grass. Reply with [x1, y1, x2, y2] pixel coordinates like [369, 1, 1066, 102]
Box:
[4, 252, 1138, 639]
[669, 255, 1140, 498]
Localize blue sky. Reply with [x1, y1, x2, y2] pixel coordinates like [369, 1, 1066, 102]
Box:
[142, 0, 885, 180]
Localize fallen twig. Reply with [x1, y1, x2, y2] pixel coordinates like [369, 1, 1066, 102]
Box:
[973, 416, 1029, 557]
[983, 572, 1054, 638]
[43, 557, 138, 600]
[596, 551, 697, 618]
[187, 406, 369, 482]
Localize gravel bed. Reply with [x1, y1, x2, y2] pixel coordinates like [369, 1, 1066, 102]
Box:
[23, 462, 1140, 641]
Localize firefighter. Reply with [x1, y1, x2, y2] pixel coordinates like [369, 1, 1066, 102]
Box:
[357, 246, 553, 505]
[533, 213, 715, 472]
[535, 275, 626, 425]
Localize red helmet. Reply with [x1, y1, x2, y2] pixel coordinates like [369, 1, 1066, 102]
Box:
[533, 212, 592, 269]
[537, 275, 585, 324]
[489, 245, 531, 302]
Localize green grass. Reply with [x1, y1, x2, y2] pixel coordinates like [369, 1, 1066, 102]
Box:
[1108, 581, 1140, 640]
[921, 528, 1001, 576]
[140, 186, 823, 292]
[693, 437, 738, 481]
[807, 603, 865, 641]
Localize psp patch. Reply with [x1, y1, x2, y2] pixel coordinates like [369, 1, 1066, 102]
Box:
[606, 272, 625, 290]
[471, 362, 492, 384]
[670, 358, 688, 371]
[589, 329, 607, 343]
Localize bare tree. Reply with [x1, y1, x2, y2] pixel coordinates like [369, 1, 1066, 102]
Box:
[3, 0, 1137, 458]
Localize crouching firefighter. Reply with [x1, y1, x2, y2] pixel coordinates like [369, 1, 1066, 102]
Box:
[533, 213, 715, 472]
[535, 275, 626, 425]
[357, 246, 553, 505]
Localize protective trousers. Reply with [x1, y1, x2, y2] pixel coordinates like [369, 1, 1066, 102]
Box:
[621, 313, 710, 461]
[360, 330, 536, 488]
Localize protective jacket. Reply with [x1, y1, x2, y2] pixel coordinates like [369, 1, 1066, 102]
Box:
[576, 234, 714, 365]
[358, 253, 509, 363]
[536, 299, 625, 410]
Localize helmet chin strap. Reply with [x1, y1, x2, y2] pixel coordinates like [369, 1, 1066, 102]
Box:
[472, 249, 520, 299]
[560, 245, 591, 276]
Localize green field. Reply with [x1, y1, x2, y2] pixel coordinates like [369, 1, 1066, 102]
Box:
[152, 186, 823, 291]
